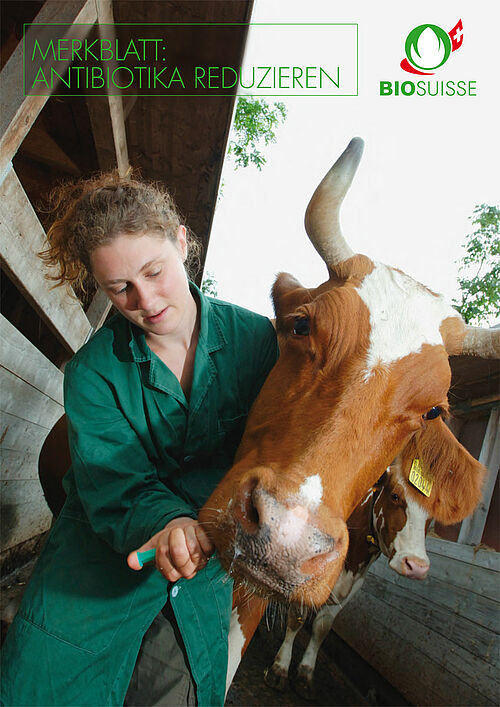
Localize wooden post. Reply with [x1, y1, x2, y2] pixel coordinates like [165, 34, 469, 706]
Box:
[85, 290, 113, 336]
[87, 0, 130, 176]
[84, 0, 129, 331]
[0, 168, 91, 353]
[458, 407, 500, 545]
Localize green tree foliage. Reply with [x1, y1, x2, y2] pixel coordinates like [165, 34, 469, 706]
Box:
[207, 99, 287, 288]
[453, 204, 500, 325]
[227, 97, 287, 170]
[201, 271, 218, 297]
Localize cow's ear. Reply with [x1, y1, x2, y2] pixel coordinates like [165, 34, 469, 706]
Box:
[399, 419, 486, 525]
[272, 273, 311, 333]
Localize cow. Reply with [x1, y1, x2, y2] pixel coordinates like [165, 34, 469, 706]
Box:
[264, 464, 431, 699]
[198, 137, 495, 613]
[221, 400, 490, 691]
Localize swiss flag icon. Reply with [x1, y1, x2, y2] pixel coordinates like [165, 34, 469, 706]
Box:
[449, 19, 464, 51]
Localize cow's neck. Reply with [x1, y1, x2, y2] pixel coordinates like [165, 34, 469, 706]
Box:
[344, 487, 381, 576]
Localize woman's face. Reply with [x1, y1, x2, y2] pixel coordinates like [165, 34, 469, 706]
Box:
[90, 226, 194, 338]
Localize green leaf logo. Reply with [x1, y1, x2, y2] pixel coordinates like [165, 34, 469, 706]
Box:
[405, 24, 452, 71]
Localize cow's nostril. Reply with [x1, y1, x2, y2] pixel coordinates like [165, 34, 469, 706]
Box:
[235, 477, 260, 533]
[402, 556, 430, 579]
[299, 523, 348, 578]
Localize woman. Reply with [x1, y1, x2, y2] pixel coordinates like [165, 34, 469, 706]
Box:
[1, 174, 278, 706]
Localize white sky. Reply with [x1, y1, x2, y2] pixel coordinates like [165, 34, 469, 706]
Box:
[204, 0, 499, 324]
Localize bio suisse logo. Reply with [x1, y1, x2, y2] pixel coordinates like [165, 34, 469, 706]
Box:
[380, 19, 476, 97]
[401, 20, 463, 75]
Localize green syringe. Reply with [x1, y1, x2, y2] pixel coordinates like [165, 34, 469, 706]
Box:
[136, 548, 156, 568]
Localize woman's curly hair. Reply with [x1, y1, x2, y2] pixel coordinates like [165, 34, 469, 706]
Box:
[39, 170, 200, 294]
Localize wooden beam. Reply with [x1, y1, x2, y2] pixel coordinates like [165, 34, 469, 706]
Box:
[0, 168, 91, 353]
[458, 407, 500, 546]
[85, 289, 112, 334]
[453, 394, 500, 417]
[83, 1, 129, 325]
[0, 0, 98, 175]
[86, 97, 118, 171]
[426, 535, 499, 572]
[87, 0, 129, 177]
[108, 93, 130, 176]
[0, 314, 63, 405]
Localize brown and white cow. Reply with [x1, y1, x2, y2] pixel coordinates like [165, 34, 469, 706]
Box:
[222, 406, 489, 689]
[199, 137, 495, 611]
[264, 465, 430, 699]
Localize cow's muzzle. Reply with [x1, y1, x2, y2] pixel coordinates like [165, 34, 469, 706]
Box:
[222, 475, 348, 605]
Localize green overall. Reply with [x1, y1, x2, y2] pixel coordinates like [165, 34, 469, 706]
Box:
[1, 284, 278, 706]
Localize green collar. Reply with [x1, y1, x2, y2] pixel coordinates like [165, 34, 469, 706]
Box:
[126, 282, 225, 410]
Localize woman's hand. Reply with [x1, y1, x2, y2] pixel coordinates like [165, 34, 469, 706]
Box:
[127, 517, 214, 582]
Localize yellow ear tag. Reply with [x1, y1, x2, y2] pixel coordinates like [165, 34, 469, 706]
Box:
[409, 458, 434, 497]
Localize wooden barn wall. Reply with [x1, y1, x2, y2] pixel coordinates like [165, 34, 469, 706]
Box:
[330, 534, 499, 705]
[330, 538, 499, 705]
[0, 316, 64, 561]
[0, 0, 100, 576]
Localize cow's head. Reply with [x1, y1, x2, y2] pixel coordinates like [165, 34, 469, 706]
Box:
[200, 138, 495, 607]
[372, 467, 431, 580]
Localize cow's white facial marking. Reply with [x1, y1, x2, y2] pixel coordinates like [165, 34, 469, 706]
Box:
[299, 474, 323, 509]
[389, 496, 429, 573]
[356, 262, 460, 377]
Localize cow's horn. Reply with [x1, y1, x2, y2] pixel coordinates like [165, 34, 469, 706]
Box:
[444, 320, 500, 358]
[461, 326, 500, 358]
[304, 137, 364, 269]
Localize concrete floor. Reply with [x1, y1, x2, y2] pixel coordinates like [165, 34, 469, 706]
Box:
[226, 606, 410, 707]
[226, 617, 370, 707]
[0, 559, 35, 646]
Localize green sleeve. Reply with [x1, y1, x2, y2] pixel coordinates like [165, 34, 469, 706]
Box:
[64, 359, 196, 555]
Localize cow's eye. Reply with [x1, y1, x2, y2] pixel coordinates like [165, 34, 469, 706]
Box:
[391, 493, 400, 502]
[293, 317, 310, 336]
[423, 406, 442, 420]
